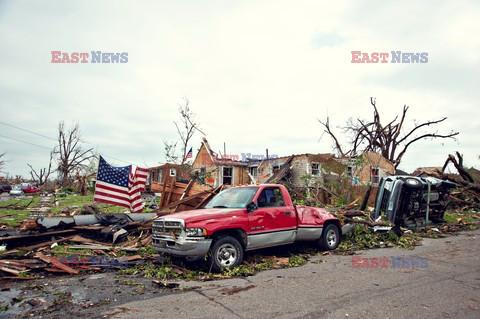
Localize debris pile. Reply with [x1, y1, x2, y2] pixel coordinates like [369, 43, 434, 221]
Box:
[414, 152, 480, 211]
[0, 178, 225, 281]
[0, 210, 163, 280]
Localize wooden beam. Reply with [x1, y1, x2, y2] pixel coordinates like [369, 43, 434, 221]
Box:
[165, 190, 212, 209]
[194, 185, 223, 209]
[35, 252, 79, 275]
[0, 229, 77, 242]
[165, 178, 175, 206]
[160, 177, 168, 207]
[175, 179, 194, 212]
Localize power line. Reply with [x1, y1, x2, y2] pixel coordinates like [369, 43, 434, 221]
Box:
[0, 121, 56, 141]
[0, 134, 53, 150]
[100, 154, 131, 165]
[0, 121, 137, 166]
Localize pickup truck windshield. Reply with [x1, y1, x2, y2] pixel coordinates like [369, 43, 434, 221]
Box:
[205, 187, 258, 209]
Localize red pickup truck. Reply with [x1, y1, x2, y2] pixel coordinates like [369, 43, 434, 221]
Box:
[153, 184, 343, 271]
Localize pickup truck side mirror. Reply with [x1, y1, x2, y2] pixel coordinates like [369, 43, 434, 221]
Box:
[246, 202, 257, 212]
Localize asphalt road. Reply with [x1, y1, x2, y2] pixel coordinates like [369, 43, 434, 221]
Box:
[109, 230, 480, 319]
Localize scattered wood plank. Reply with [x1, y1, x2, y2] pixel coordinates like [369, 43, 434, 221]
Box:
[0, 229, 76, 242]
[141, 235, 152, 246]
[125, 255, 143, 261]
[35, 252, 79, 275]
[69, 244, 112, 250]
[0, 266, 24, 275]
[0, 263, 27, 271]
[16, 236, 75, 251]
[165, 178, 176, 206]
[160, 177, 168, 207]
[165, 190, 212, 209]
[69, 235, 106, 245]
[175, 179, 194, 212]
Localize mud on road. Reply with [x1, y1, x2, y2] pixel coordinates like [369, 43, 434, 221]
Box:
[1, 272, 182, 318]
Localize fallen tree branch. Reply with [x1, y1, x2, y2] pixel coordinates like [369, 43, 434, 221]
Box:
[343, 217, 391, 227]
[0, 196, 37, 210]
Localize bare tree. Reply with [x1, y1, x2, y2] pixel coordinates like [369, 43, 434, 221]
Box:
[173, 98, 205, 164]
[54, 122, 95, 186]
[28, 152, 54, 185]
[163, 140, 180, 164]
[0, 152, 5, 173]
[319, 98, 459, 167]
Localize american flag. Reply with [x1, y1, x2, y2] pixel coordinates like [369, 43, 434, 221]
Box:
[184, 147, 193, 160]
[94, 156, 149, 213]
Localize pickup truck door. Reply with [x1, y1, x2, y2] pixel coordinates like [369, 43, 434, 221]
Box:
[246, 187, 297, 250]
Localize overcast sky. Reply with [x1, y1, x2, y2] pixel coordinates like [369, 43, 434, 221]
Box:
[0, 0, 479, 178]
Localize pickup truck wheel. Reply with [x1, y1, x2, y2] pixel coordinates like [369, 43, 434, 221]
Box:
[208, 236, 244, 272]
[403, 177, 423, 190]
[319, 224, 341, 250]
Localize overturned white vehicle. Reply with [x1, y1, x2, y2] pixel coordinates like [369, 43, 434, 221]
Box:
[373, 176, 456, 229]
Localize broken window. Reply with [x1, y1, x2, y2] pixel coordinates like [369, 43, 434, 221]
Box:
[346, 166, 353, 177]
[223, 166, 233, 185]
[272, 165, 280, 174]
[169, 168, 176, 177]
[371, 167, 380, 185]
[311, 163, 320, 176]
[249, 166, 258, 178]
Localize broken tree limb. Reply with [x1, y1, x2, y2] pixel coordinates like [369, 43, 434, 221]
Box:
[342, 217, 390, 227]
[0, 196, 37, 210]
[343, 197, 361, 210]
[442, 152, 474, 183]
[360, 185, 373, 211]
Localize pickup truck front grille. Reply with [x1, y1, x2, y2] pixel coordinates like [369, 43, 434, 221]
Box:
[153, 219, 183, 238]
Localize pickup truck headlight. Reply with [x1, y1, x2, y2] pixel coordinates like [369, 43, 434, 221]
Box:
[185, 228, 207, 237]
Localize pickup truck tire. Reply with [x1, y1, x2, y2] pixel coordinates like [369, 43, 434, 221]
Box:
[208, 236, 244, 272]
[318, 224, 341, 250]
[402, 177, 423, 190]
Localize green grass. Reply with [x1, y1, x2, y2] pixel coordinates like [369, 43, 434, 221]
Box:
[0, 196, 42, 208]
[0, 192, 147, 228]
[0, 196, 41, 226]
[444, 210, 480, 224]
[50, 193, 127, 214]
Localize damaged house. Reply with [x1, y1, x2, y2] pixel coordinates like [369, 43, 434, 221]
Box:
[191, 138, 250, 187]
[189, 138, 395, 205]
[146, 163, 191, 187]
[256, 153, 345, 186]
[337, 151, 395, 186]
